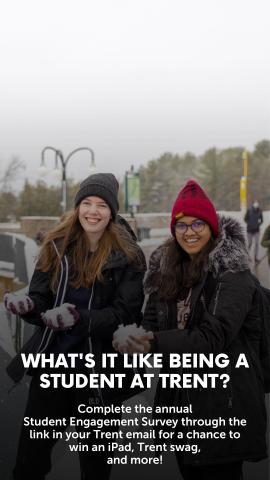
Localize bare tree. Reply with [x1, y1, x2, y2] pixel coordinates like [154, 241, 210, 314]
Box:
[0, 156, 25, 192]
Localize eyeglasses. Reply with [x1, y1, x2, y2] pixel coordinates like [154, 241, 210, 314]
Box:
[175, 220, 206, 234]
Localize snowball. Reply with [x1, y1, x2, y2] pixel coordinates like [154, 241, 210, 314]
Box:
[113, 323, 147, 346]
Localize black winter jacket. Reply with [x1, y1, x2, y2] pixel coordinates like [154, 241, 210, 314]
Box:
[7, 241, 146, 405]
[143, 216, 267, 466]
[244, 206, 263, 233]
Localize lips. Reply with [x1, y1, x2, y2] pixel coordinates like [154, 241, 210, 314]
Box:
[84, 217, 100, 224]
[184, 238, 200, 244]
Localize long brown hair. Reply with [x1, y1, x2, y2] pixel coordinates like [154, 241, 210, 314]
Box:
[37, 209, 142, 292]
[157, 236, 215, 301]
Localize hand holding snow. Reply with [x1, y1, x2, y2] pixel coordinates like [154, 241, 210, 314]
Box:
[4, 292, 34, 315]
[113, 323, 147, 349]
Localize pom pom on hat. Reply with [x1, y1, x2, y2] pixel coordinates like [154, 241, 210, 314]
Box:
[171, 180, 219, 237]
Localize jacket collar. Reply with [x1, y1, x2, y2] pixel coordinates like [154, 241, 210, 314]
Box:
[102, 250, 129, 271]
[208, 215, 249, 276]
[145, 215, 249, 294]
[52, 239, 129, 272]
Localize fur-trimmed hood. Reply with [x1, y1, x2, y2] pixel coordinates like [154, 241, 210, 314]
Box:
[144, 215, 249, 294]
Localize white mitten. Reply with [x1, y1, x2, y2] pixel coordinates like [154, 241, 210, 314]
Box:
[41, 303, 80, 330]
[113, 323, 147, 350]
[4, 292, 35, 315]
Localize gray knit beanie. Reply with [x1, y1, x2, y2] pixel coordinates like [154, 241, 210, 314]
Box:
[74, 173, 119, 218]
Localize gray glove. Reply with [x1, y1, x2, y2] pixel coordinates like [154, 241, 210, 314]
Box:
[4, 292, 34, 315]
[41, 303, 80, 330]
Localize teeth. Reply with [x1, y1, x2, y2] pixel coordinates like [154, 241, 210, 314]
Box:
[185, 239, 198, 244]
[85, 218, 100, 224]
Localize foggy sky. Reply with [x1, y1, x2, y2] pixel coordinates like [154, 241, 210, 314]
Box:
[0, 0, 269, 190]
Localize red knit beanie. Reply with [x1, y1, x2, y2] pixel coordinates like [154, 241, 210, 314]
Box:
[171, 180, 219, 237]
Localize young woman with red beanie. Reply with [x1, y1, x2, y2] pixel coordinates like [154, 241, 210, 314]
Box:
[113, 180, 268, 480]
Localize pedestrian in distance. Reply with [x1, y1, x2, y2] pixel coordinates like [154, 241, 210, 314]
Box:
[114, 180, 268, 480]
[244, 201, 263, 263]
[4, 173, 146, 480]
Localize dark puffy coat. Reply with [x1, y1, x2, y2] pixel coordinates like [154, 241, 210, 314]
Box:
[7, 242, 146, 405]
[143, 216, 267, 465]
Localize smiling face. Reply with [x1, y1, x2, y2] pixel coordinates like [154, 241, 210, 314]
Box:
[175, 216, 212, 257]
[78, 196, 111, 241]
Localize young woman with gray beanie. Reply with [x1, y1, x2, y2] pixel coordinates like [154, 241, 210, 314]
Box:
[5, 172, 146, 480]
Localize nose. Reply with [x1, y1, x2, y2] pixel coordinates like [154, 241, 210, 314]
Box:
[86, 204, 98, 215]
[185, 225, 196, 235]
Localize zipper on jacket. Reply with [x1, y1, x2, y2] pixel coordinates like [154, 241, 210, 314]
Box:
[87, 281, 95, 335]
[226, 363, 233, 408]
[165, 303, 170, 329]
[212, 282, 221, 315]
[87, 281, 104, 406]
[211, 282, 233, 408]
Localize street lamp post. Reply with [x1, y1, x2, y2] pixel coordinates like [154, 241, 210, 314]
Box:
[40, 146, 95, 213]
[124, 165, 140, 218]
[240, 150, 248, 214]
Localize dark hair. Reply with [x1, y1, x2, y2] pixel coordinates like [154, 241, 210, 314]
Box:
[157, 236, 215, 301]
